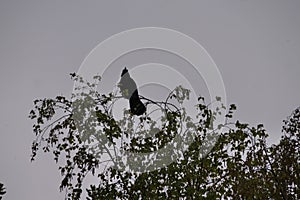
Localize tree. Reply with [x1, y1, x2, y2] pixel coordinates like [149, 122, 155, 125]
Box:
[0, 183, 6, 200]
[29, 73, 299, 199]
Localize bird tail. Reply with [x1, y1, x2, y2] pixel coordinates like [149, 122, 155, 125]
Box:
[129, 92, 146, 116]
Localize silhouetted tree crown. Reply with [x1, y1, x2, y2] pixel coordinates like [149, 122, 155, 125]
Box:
[29, 73, 299, 200]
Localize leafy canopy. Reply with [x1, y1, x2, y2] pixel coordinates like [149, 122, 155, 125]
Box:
[29, 73, 299, 200]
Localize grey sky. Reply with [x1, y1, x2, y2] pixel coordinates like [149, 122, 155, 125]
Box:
[0, 1, 299, 199]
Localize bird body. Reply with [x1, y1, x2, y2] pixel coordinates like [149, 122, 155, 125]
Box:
[119, 67, 146, 116]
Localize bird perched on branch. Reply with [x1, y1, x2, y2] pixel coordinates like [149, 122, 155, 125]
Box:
[119, 67, 146, 116]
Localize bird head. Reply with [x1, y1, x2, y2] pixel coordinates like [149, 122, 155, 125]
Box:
[121, 67, 129, 77]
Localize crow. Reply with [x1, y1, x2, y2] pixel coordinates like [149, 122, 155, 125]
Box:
[119, 67, 146, 116]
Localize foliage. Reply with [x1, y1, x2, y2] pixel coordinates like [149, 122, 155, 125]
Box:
[29, 73, 299, 199]
[0, 183, 6, 200]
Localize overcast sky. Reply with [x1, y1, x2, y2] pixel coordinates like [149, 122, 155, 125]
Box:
[0, 1, 299, 199]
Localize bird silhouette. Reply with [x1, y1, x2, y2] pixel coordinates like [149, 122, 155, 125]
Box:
[119, 67, 146, 116]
